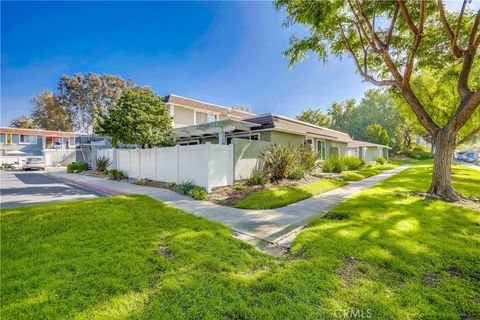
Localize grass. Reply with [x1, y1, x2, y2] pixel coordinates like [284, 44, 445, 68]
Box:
[1, 160, 479, 319]
[235, 179, 347, 209]
[341, 162, 399, 181]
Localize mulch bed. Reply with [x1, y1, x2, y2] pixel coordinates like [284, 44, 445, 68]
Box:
[206, 175, 323, 207]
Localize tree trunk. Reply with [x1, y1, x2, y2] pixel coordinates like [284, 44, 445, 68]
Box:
[427, 128, 462, 202]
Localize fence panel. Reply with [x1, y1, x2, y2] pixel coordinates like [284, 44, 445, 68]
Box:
[95, 143, 234, 191]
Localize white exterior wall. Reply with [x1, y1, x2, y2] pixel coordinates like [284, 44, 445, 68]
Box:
[96, 143, 233, 191]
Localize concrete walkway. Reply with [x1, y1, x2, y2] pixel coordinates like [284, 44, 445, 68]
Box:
[49, 164, 410, 248]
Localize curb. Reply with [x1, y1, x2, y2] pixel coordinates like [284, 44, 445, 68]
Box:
[47, 173, 127, 196]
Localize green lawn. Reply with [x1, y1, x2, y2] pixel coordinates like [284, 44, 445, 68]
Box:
[235, 179, 347, 209]
[341, 163, 400, 181]
[1, 161, 479, 319]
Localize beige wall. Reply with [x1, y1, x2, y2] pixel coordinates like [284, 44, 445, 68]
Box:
[173, 106, 195, 127]
[233, 138, 272, 180]
[266, 130, 305, 147]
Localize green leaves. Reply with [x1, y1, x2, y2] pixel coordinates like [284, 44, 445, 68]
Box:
[95, 88, 173, 148]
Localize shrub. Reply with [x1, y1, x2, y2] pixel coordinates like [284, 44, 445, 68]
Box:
[375, 156, 387, 165]
[95, 155, 111, 173]
[402, 149, 433, 160]
[176, 180, 195, 195]
[247, 171, 269, 186]
[67, 162, 88, 174]
[341, 172, 364, 181]
[233, 183, 248, 190]
[135, 178, 148, 185]
[298, 145, 320, 173]
[190, 186, 207, 200]
[261, 144, 298, 180]
[106, 169, 126, 180]
[341, 156, 364, 170]
[322, 156, 345, 173]
[287, 166, 304, 180]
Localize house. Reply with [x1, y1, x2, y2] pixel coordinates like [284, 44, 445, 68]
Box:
[171, 96, 353, 160]
[0, 127, 105, 166]
[347, 140, 391, 162]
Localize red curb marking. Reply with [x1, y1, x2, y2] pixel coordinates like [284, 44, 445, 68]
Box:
[50, 175, 127, 196]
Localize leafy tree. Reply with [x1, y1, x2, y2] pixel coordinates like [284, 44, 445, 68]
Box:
[365, 123, 391, 146]
[95, 88, 173, 148]
[276, 0, 480, 201]
[296, 108, 330, 127]
[9, 116, 36, 129]
[57, 73, 131, 133]
[328, 99, 360, 137]
[31, 91, 73, 131]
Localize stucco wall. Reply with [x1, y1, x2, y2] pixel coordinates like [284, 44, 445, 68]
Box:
[233, 138, 271, 180]
[266, 130, 305, 147]
[173, 106, 195, 127]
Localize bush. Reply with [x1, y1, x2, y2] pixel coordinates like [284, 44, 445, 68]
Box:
[95, 155, 111, 173]
[135, 178, 148, 185]
[261, 144, 298, 181]
[287, 166, 304, 180]
[233, 183, 248, 190]
[322, 156, 345, 173]
[341, 172, 364, 181]
[176, 180, 195, 195]
[375, 156, 387, 165]
[298, 145, 320, 173]
[190, 186, 207, 200]
[402, 149, 433, 160]
[106, 169, 126, 180]
[341, 156, 364, 170]
[67, 162, 88, 174]
[247, 171, 269, 186]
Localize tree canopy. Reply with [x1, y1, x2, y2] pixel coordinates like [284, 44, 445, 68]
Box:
[365, 123, 391, 146]
[30, 91, 73, 131]
[9, 116, 36, 129]
[95, 88, 173, 148]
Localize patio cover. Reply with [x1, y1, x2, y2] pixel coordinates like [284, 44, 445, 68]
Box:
[173, 119, 260, 139]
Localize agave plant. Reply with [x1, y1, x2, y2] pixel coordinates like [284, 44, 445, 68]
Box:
[95, 155, 112, 173]
[260, 144, 298, 181]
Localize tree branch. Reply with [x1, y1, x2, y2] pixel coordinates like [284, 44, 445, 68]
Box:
[456, 126, 480, 146]
[468, 9, 480, 50]
[386, 3, 400, 48]
[355, 0, 385, 49]
[398, 0, 418, 35]
[340, 24, 397, 87]
[403, 0, 424, 88]
[437, 0, 464, 58]
[453, 0, 468, 49]
[449, 89, 480, 132]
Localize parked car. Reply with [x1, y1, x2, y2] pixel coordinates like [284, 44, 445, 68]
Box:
[456, 151, 466, 160]
[465, 152, 475, 163]
[23, 156, 46, 170]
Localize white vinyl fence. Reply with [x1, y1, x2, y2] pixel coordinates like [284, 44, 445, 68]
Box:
[96, 143, 234, 191]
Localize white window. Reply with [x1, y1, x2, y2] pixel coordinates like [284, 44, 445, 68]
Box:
[317, 140, 326, 160]
[207, 114, 217, 122]
[19, 135, 37, 144]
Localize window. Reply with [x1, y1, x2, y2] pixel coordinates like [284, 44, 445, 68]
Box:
[19, 135, 37, 144]
[207, 114, 217, 122]
[317, 140, 326, 160]
[196, 111, 208, 124]
[226, 133, 260, 144]
[5, 134, 12, 144]
[330, 146, 339, 157]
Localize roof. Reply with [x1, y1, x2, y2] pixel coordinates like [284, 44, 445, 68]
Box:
[173, 119, 259, 138]
[348, 140, 392, 149]
[164, 94, 255, 119]
[244, 114, 353, 143]
[0, 127, 80, 138]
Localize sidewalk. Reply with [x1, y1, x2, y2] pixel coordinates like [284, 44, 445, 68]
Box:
[49, 164, 410, 249]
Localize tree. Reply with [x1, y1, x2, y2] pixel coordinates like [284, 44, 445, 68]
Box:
[296, 108, 330, 127]
[30, 91, 73, 131]
[95, 88, 173, 148]
[276, 0, 480, 201]
[365, 123, 391, 146]
[57, 73, 130, 133]
[9, 116, 36, 129]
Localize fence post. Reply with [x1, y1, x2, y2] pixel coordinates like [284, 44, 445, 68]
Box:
[206, 143, 211, 192]
[154, 148, 158, 181]
[176, 145, 180, 184]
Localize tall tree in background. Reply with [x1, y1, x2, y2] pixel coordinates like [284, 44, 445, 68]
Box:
[95, 88, 173, 148]
[57, 73, 130, 133]
[276, 0, 479, 201]
[31, 91, 73, 131]
[365, 123, 391, 146]
[296, 108, 330, 127]
[9, 116, 36, 129]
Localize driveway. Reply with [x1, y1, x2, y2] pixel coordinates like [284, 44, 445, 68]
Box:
[0, 170, 105, 209]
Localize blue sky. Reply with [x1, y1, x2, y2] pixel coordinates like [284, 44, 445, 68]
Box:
[3, 1, 379, 126]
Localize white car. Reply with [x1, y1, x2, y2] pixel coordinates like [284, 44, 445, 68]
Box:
[23, 156, 46, 170]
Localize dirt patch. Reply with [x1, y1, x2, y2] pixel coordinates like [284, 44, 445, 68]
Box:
[142, 180, 176, 190]
[447, 268, 463, 278]
[206, 175, 323, 207]
[158, 246, 172, 260]
[422, 272, 441, 285]
[338, 257, 365, 288]
[84, 170, 108, 178]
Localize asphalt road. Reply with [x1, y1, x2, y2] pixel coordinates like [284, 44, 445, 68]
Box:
[0, 170, 105, 209]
